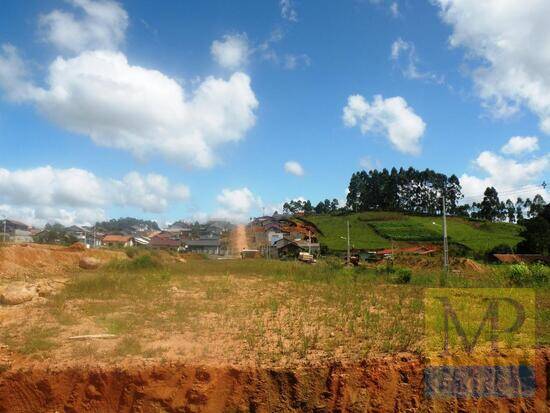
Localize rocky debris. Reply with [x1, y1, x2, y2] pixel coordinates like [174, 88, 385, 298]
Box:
[0, 282, 38, 305]
[79, 257, 101, 270]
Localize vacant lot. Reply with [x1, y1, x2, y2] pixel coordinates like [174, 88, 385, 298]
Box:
[0, 249, 549, 411]
[1, 254, 547, 367]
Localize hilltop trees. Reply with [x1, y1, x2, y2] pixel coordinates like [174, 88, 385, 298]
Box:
[346, 167, 463, 215]
[477, 187, 502, 222]
[517, 204, 550, 255]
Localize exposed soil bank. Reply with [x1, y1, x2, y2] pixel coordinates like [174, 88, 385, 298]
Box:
[1, 352, 548, 412]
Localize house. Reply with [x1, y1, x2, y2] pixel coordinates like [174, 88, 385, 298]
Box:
[12, 229, 33, 243]
[149, 236, 180, 250]
[102, 235, 134, 248]
[183, 239, 222, 255]
[1, 219, 33, 243]
[270, 238, 320, 260]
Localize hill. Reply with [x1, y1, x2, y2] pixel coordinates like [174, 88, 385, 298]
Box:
[302, 211, 524, 254]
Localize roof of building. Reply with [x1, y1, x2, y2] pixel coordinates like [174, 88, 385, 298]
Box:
[150, 237, 180, 247]
[493, 254, 550, 264]
[185, 239, 221, 247]
[103, 235, 134, 243]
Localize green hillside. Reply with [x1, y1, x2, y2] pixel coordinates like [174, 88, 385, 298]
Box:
[303, 212, 524, 254]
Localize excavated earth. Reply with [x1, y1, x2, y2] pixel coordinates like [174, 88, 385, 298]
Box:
[0, 351, 549, 412]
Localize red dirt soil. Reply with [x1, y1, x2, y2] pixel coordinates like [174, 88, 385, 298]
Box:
[0, 244, 126, 278]
[1, 351, 548, 412]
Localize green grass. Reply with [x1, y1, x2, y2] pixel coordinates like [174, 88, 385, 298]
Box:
[2, 257, 549, 365]
[304, 212, 391, 251]
[304, 212, 524, 254]
[369, 220, 441, 241]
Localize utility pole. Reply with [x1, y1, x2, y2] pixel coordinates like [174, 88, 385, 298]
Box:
[347, 220, 351, 266]
[2, 217, 6, 243]
[442, 193, 449, 273]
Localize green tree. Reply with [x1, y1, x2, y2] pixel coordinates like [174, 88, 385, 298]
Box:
[517, 204, 550, 255]
[478, 187, 501, 221]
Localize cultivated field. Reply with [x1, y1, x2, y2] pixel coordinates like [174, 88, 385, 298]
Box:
[304, 211, 524, 253]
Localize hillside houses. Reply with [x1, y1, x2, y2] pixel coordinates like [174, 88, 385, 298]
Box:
[248, 215, 321, 259]
[0, 217, 231, 255]
[1, 219, 34, 243]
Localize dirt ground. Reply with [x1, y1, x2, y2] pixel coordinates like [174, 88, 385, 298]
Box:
[0, 351, 548, 412]
[0, 243, 125, 279]
[0, 243, 548, 412]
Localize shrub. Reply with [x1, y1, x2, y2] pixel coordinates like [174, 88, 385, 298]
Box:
[530, 263, 550, 285]
[124, 246, 141, 259]
[390, 268, 412, 284]
[504, 263, 550, 286]
[507, 264, 532, 286]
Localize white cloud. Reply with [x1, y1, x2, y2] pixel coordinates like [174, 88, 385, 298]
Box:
[284, 161, 304, 176]
[39, 0, 128, 53]
[283, 54, 311, 70]
[501, 136, 539, 156]
[434, 0, 550, 133]
[280, 0, 298, 22]
[211, 33, 250, 70]
[390, 2, 399, 17]
[213, 187, 263, 223]
[0, 48, 258, 168]
[460, 151, 550, 201]
[390, 38, 443, 84]
[0, 166, 189, 226]
[343, 94, 426, 155]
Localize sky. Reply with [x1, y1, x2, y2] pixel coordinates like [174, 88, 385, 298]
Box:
[0, 0, 548, 227]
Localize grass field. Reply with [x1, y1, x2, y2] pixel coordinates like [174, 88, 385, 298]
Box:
[1, 254, 548, 368]
[304, 212, 524, 254]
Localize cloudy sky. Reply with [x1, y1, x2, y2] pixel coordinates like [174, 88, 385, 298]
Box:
[0, 0, 548, 226]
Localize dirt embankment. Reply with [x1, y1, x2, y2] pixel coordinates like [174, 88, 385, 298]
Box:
[1, 352, 548, 412]
[0, 244, 125, 278]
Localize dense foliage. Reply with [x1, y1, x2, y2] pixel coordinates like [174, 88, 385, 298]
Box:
[517, 204, 550, 254]
[34, 223, 78, 245]
[94, 217, 160, 233]
[346, 167, 463, 216]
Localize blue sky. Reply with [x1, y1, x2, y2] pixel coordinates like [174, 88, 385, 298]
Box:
[0, 0, 548, 226]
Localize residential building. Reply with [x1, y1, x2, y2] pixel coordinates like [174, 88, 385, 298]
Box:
[102, 235, 135, 248]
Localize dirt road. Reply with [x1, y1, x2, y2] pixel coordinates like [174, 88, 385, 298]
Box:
[229, 224, 248, 254]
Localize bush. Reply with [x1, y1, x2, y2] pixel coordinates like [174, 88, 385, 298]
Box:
[507, 264, 532, 286]
[124, 246, 141, 259]
[505, 263, 549, 286]
[531, 263, 550, 285]
[390, 268, 412, 284]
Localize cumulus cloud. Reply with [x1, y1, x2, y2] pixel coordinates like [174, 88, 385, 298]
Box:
[0, 166, 189, 226]
[460, 151, 550, 201]
[434, 0, 550, 133]
[501, 136, 539, 156]
[213, 187, 262, 223]
[211, 33, 250, 70]
[343, 94, 426, 155]
[280, 0, 298, 22]
[0, 48, 258, 168]
[284, 161, 304, 176]
[39, 0, 128, 53]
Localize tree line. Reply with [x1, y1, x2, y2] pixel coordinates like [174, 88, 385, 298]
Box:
[282, 167, 546, 223]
